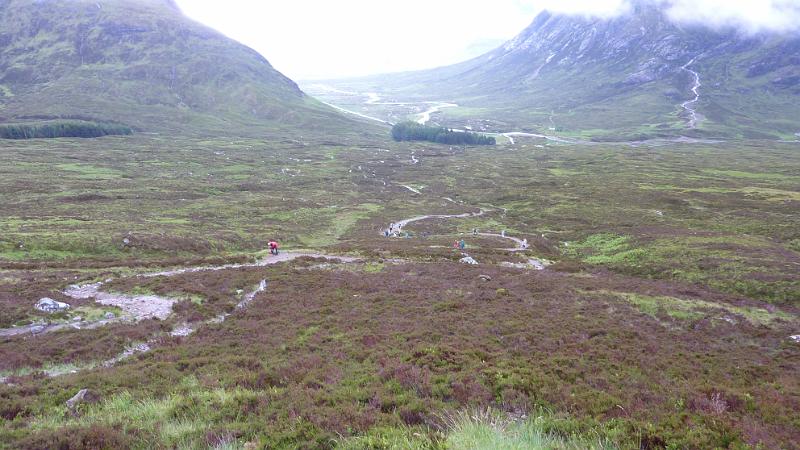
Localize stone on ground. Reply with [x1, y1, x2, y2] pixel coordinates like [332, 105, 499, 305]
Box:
[35, 298, 70, 313]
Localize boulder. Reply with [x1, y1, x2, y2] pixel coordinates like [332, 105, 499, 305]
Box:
[66, 389, 101, 416]
[460, 256, 479, 265]
[104, 312, 116, 320]
[479, 274, 492, 282]
[35, 298, 70, 313]
[790, 335, 800, 343]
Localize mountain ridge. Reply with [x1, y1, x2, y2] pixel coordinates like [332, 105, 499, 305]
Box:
[317, 2, 800, 140]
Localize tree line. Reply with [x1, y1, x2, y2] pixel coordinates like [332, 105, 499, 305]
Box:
[0, 120, 133, 139]
[391, 121, 495, 145]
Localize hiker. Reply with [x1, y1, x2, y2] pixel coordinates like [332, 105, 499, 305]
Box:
[268, 240, 279, 255]
[453, 240, 460, 249]
[459, 239, 466, 250]
[501, 230, 506, 237]
[522, 238, 528, 249]
[473, 228, 478, 235]
[384, 229, 390, 237]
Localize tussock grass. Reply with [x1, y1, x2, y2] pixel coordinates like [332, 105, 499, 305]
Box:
[30, 381, 265, 449]
[443, 409, 616, 450]
[337, 409, 618, 449]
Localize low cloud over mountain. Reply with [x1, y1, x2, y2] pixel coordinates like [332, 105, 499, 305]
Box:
[536, 0, 800, 34]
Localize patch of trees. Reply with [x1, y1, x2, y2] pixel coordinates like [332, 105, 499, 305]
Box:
[391, 121, 495, 145]
[0, 120, 133, 139]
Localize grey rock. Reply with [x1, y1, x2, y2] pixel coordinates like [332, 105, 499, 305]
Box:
[30, 325, 46, 334]
[460, 256, 479, 265]
[479, 274, 492, 281]
[104, 312, 116, 319]
[35, 298, 70, 313]
[66, 389, 100, 416]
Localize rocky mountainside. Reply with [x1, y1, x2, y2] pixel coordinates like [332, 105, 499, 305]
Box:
[331, 1, 800, 140]
[0, 0, 351, 136]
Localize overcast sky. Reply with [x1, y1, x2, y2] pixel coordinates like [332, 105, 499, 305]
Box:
[174, 0, 800, 80]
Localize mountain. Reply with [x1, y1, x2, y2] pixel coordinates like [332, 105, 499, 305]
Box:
[0, 0, 351, 136]
[323, 1, 800, 140]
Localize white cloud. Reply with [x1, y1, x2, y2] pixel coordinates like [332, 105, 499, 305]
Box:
[174, 0, 800, 80]
[533, 0, 630, 17]
[175, 0, 536, 80]
[535, 0, 800, 33]
[663, 0, 800, 34]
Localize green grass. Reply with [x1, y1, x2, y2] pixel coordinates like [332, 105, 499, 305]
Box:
[606, 291, 793, 326]
[566, 234, 648, 266]
[701, 169, 796, 182]
[31, 388, 219, 448]
[443, 409, 616, 450]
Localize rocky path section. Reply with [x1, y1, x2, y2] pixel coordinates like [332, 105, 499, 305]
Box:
[141, 252, 358, 278]
[2, 255, 360, 382]
[5, 280, 273, 382]
[0, 317, 121, 338]
[477, 232, 528, 252]
[65, 282, 175, 321]
[0, 253, 359, 339]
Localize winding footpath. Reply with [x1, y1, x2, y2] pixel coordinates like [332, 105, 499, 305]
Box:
[389, 209, 486, 235]
[385, 208, 547, 269]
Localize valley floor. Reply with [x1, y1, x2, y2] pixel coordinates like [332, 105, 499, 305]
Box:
[0, 131, 798, 449]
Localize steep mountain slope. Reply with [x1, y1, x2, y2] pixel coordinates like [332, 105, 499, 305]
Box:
[0, 0, 352, 136]
[322, 1, 800, 140]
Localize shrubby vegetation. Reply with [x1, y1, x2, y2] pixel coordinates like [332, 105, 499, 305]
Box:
[0, 120, 132, 139]
[392, 121, 495, 145]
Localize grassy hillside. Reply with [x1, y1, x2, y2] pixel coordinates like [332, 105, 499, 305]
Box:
[0, 0, 358, 137]
[0, 134, 798, 448]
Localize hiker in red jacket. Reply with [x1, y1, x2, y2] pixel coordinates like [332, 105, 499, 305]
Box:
[268, 240, 279, 255]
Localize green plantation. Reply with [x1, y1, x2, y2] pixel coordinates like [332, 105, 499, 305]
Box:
[0, 120, 133, 139]
[391, 122, 496, 145]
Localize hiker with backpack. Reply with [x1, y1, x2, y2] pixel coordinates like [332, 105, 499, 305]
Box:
[268, 240, 279, 255]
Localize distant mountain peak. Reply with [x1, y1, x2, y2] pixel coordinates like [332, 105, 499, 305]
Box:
[345, 3, 800, 140]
